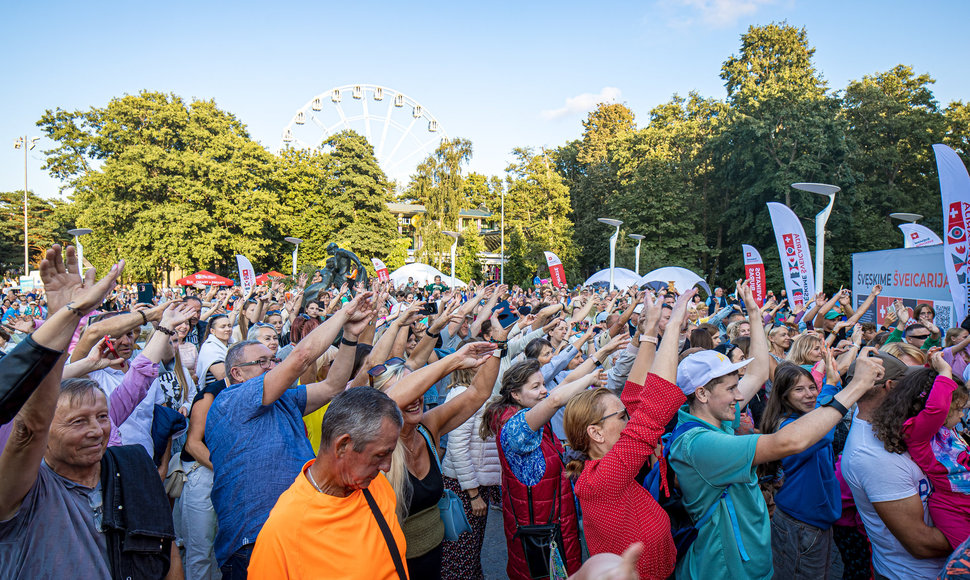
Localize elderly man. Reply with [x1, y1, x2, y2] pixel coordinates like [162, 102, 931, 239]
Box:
[248, 386, 405, 579]
[0, 246, 179, 578]
[206, 292, 375, 578]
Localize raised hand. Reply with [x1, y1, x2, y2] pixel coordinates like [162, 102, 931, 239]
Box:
[452, 341, 497, 369]
[342, 291, 375, 322]
[83, 336, 126, 371]
[851, 347, 885, 389]
[160, 301, 196, 329]
[930, 350, 952, 378]
[40, 244, 124, 315]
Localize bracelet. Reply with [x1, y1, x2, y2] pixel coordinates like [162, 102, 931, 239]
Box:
[467, 492, 480, 500]
[594, 359, 604, 368]
[425, 329, 440, 338]
[139, 310, 148, 326]
[64, 302, 84, 317]
[489, 338, 508, 345]
[156, 326, 176, 336]
[340, 336, 358, 347]
[640, 334, 658, 344]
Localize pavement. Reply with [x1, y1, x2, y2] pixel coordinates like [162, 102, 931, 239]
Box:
[481, 505, 509, 579]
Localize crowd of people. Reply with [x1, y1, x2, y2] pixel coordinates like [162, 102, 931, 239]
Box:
[2, 246, 970, 580]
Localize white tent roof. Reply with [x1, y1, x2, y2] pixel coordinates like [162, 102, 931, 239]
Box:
[636, 266, 711, 295]
[583, 267, 641, 289]
[389, 263, 467, 288]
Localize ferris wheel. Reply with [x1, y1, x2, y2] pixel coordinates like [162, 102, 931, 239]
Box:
[280, 84, 448, 185]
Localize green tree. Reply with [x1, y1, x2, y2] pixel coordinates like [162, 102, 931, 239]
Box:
[842, 65, 947, 255]
[707, 23, 850, 290]
[0, 191, 71, 275]
[456, 224, 485, 282]
[407, 138, 473, 269]
[556, 103, 636, 277]
[37, 91, 281, 282]
[504, 147, 578, 283]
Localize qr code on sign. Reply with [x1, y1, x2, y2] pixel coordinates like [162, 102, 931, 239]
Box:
[936, 305, 952, 330]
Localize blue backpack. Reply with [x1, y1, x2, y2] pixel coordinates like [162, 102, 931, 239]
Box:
[642, 421, 750, 563]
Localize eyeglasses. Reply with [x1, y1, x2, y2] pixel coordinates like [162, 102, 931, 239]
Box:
[235, 357, 280, 369]
[594, 408, 629, 424]
[368, 357, 406, 378]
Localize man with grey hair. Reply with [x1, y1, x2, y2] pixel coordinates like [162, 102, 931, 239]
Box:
[248, 386, 405, 579]
[205, 292, 376, 578]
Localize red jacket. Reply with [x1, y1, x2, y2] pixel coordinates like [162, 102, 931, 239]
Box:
[496, 406, 581, 580]
[574, 374, 685, 580]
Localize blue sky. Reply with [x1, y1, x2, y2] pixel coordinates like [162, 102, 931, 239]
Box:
[3, 0, 968, 199]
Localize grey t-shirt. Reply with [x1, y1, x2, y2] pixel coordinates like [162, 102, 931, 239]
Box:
[0, 461, 109, 579]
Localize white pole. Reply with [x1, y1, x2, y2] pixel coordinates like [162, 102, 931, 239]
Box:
[815, 193, 836, 292]
[291, 248, 298, 277]
[608, 228, 618, 291]
[23, 136, 28, 274]
[634, 240, 641, 276]
[75, 236, 84, 273]
[500, 187, 505, 284]
[450, 239, 457, 282]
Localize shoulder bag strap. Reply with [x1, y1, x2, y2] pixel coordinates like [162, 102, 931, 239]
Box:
[362, 488, 408, 580]
[416, 424, 442, 471]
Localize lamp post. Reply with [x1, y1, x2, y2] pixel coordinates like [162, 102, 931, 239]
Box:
[500, 186, 505, 284]
[67, 228, 93, 273]
[14, 136, 39, 274]
[628, 234, 645, 276]
[792, 183, 839, 293]
[284, 237, 303, 277]
[443, 231, 459, 285]
[889, 212, 923, 223]
[597, 218, 623, 291]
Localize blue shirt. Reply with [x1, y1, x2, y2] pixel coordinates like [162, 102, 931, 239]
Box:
[500, 408, 546, 486]
[205, 373, 312, 565]
[774, 382, 842, 529]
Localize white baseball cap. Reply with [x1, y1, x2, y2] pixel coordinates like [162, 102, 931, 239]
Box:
[676, 350, 752, 396]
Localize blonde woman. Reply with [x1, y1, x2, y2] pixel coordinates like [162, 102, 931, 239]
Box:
[370, 340, 500, 579]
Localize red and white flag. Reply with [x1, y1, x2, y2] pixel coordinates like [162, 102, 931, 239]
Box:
[742, 244, 766, 306]
[236, 255, 256, 296]
[544, 251, 567, 288]
[766, 202, 815, 309]
[898, 223, 942, 249]
[935, 144, 970, 322]
[371, 258, 390, 282]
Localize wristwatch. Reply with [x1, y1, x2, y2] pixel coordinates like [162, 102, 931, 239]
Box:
[817, 395, 850, 417]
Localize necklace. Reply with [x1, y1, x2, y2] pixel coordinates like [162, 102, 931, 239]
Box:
[305, 465, 325, 494]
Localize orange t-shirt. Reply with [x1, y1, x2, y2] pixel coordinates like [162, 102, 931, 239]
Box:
[248, 460, 408, 579]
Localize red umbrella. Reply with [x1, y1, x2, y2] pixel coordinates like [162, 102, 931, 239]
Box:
[254, 271, 286, 285]
[175, 270, 234, 287]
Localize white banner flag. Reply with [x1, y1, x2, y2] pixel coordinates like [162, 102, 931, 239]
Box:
[934, 143, 970, 323]
[766, 202, 815, 309]
[236, 255, 256, 296]
[741, 244, 766, 306]
[898, 223, 943, 248]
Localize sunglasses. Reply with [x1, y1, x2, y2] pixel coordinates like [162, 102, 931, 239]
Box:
[910, 334, 931, 340]
[368, 357, 406, 378]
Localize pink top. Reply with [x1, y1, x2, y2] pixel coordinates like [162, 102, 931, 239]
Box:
[901, 375, 970, 547]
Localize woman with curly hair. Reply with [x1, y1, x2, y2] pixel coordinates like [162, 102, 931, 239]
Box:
[871, 352, 970, 548]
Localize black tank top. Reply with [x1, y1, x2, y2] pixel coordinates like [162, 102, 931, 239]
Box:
[406, 428, 444, 515]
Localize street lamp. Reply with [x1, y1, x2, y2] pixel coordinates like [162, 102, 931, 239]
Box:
[792, 183, 839, 293]
[889, 212, 923, 223]
[67, 228, 93, 273]
[14, 135, 39, 274]
[628, 234, 645, 276]
[443, 231, 460, 285]
[500, 186, 505, 284]
[597, 218, 623, 291]
[284, 237, 303, 277]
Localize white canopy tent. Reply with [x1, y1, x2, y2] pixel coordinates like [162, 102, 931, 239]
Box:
[636, 266, 711, 296]
[389, 262, 467, 288]
[583, 267, 641, 289]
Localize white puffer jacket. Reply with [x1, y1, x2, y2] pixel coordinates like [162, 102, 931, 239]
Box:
[441, 385, 501, 489]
